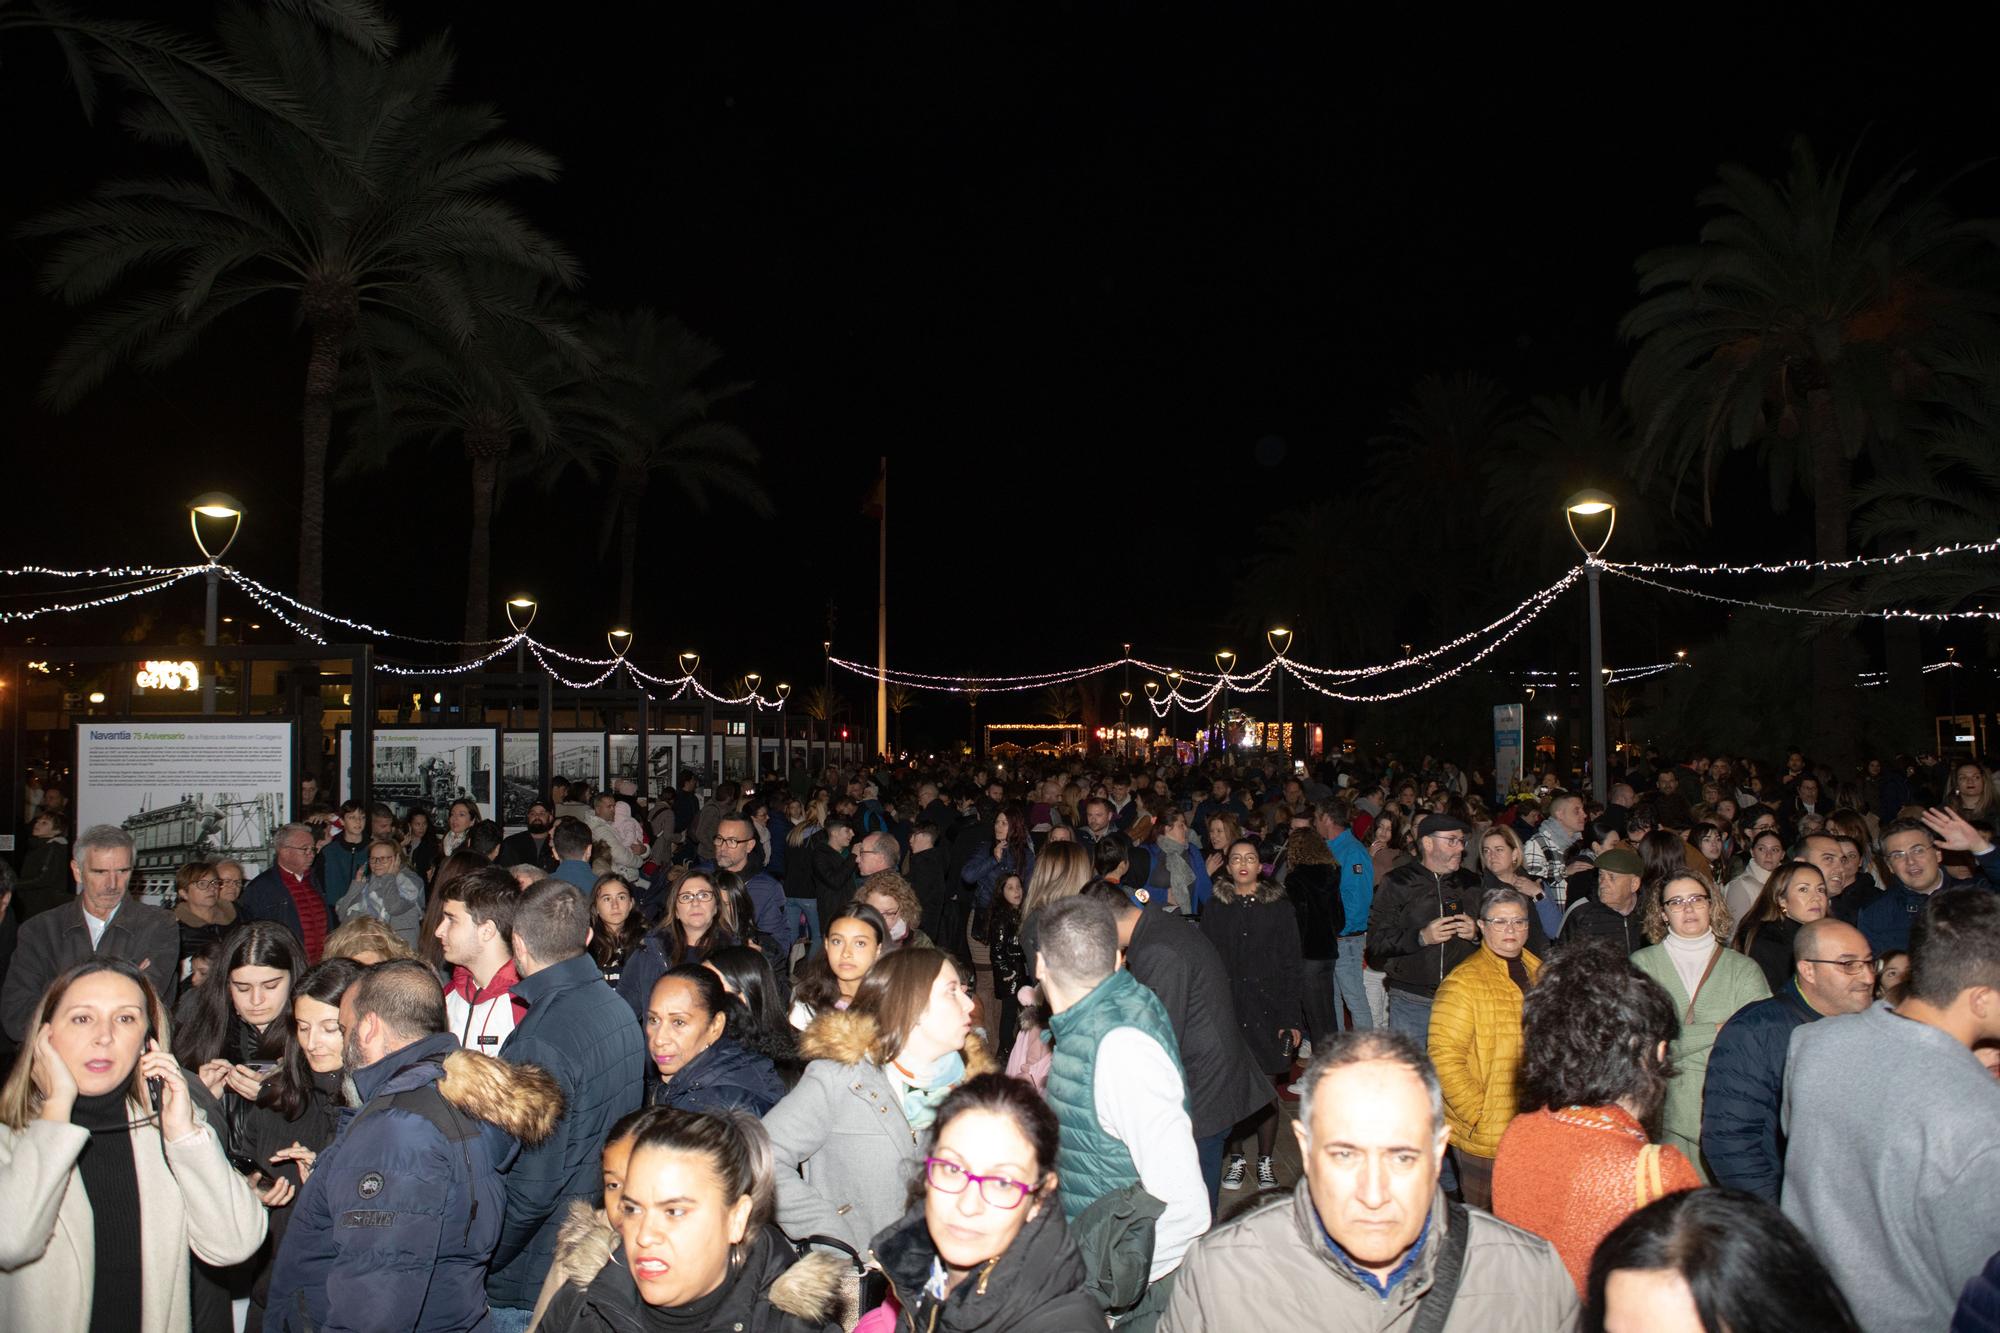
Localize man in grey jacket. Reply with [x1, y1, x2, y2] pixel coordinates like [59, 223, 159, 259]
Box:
[1162, 1030, 1578, 1333]
[1, 824, 178, 1042]
[1783, 887, 2000, 1333]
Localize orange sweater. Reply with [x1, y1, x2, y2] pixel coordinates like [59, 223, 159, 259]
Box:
[1491, 1104, 1702, 1293]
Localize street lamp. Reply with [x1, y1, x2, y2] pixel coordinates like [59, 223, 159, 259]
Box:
[1119, 689, 1134, 760]
[776, 683, 792, 777]
[1267, 626, 1293, 765]
[678, 650, 699, 677]
[504, 596, 538, 634]
[608, 628, 633, 659]
[1565, 487, 1617, 801]
[188, 492, 243, 715]
[1214, 650, 1235, 752]
[744, 672, 762, 696]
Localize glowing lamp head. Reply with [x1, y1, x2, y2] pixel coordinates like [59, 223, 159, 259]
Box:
[186, 491, 246, 561]
[1563, 488, 1618, 556]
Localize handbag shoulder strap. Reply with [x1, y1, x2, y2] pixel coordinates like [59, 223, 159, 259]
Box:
[1683, 945, 1724, 1025]
[1633, 1144, 1666, 1209]
[1410, 1201, 1471, 1333]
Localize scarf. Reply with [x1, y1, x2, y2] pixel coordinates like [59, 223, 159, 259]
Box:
[1158, 834, 1196, 912]
[888, 1050, 965, 1132]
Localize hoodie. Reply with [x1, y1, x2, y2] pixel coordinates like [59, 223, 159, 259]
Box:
[445, 960, 526, 1055]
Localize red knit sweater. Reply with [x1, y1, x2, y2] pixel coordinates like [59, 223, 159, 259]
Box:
[1491, 1104, 1702, 1293]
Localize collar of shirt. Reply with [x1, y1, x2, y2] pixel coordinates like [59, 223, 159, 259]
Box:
[280, 866, 313, 892]
[1316, 1203, 1433, 1300]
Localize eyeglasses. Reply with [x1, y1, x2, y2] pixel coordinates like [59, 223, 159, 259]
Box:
[678, 890, 715, 904]
[1226, 853, 1261, 864]
[1884, 846, 1937, 863]
[923, 1156, 1037, 1209]
[1663, 895, 1711, 909]
[1803, 955, 1880, 976]
[715, 836, 756, 847]
[193, 875, 220, 887]
[1481, 916, 1530, 930]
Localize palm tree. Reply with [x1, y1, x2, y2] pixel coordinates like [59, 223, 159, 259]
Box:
[1621, 138, 2000, 764]
[887, 684, 918, 754]
[1368, 372, 1519, 631]
[800, 686, 848, 742]
[338, 275, 599, 641]
[565, 309, 768, 631]
[1229, 500, 1389, 670]
[1041, 684, 1081, 725]
[21, 7, 578, 610]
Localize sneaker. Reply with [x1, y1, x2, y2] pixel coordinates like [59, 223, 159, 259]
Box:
[1296, 1040, 1313, 1061]
[1221, 1154, 1247, 1191]
[1256, 1156, 1278, 1190]
[1284, 1078, 1305, 1097]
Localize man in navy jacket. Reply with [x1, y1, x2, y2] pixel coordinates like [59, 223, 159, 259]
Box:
[1700, 918, 1875, 1200]
[267, 961, 561, 1332]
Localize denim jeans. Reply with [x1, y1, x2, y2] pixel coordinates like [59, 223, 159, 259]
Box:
[1301, 956, 1341, 1047]
[489, 1306, 534, 1333]
[1334, 934, 1374, 1031]
[1195, 1129, 1227, 1214]
[787, 897, 821, 953]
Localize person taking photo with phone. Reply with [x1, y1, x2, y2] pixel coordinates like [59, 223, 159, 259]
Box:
[0, 958, 268, 1333]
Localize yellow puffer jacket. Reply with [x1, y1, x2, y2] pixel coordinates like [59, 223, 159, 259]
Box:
[1427, 944, 1541, 1158]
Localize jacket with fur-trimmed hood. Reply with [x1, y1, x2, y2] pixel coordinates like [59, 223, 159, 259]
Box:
[1198, 877, 1306, 1075]
[532, 1204, 845, 1332]
[762, 1006, 998, 1253]
[264, 1031, 563, 1332]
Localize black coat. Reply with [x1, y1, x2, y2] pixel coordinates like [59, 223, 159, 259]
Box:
[496, 830, 557, 873]
[1366, 862, 1482, 999]
[1126, 908, 1275, 1138]
[1741, 915, 1803, 992]
[872, 1198, 1101, 1333]
[237, 865, 333, 957]
[1557, 897, 1644, 954]
[1286, 862, 1344, 959]
[650, 1035, 786, 1116]
[908, 846, 951, 925]
[539, 1225, 842, 1333]
[1200, 886, 1305, 1074]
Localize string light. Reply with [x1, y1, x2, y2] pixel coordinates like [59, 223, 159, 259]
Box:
[0, 562, 201, 579]
[0, 568, 203, 624]
[827, 654, 1121, 692]
[222, 570, 515, 646]
[1608, 536, 2000, 577]
[1605, 567, 2000, 621]
[377, 636, 527, 677]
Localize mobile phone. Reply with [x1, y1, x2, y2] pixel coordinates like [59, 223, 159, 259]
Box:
[144, 1026, 163, 1114]
[1441, 897, 1463, 919]
[246, 1061, 280, 1075]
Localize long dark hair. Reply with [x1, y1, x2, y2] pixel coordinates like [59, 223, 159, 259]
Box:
[996, 801, 1031, 867]
[1588, 1189, 1859, 1333]
[267, 957, 365, 1120]
[172, 921, 304, 1068]
[706, 945, 799, 1080]
[792, 902, 889, 1017]
[657, 871, 740, 966]
[588, 873, 647, 971]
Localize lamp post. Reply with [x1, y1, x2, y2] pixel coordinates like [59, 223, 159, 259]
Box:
[821, 640, 832, 760]
[1166, 670, 1181, 749]
[1267, 626, 1293, 765]
[505, 597, 537, 669]
[1215, 650, 1236, 753]
[1119, 689, 1133, 760]
[743, 673, 761, 780]
[776, 682, 792, 778]
[188, 492, 244, 715]
[1565, 488, 1617, 802]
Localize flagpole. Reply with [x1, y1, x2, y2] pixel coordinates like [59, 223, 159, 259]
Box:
[876, 455, 888, 760]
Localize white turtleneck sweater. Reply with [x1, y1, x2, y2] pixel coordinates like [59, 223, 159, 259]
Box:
[1663, 930, 1717, 1000]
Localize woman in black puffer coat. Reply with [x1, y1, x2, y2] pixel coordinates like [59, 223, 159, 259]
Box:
[869, 1074, 1100, 1333]
[536, 1110, 844, 1333]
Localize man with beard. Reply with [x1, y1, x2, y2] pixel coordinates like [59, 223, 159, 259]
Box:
[265, 961, 561, 1332]
[497, 801, 558, 873]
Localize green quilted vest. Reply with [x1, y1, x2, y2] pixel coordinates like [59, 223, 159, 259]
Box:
[1045, 967, 1189, 1221]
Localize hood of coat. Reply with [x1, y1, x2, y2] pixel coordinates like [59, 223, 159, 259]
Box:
[871, 1197, 1088, 1330]
[438, 1046, 564, 1145]
[1212, 877, 1286, 906]
[571, 1226, 850, 1326]
[661, 1035, 784, 1103]
[549, 1200, 619, 1291]
[798, 1005, 999, 1076]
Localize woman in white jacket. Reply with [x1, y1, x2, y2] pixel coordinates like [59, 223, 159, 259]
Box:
[0, 958, 267, 1333]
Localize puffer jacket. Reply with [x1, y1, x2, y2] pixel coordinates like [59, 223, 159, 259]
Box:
[1160, 1181, 1579, 1332]
[533, 1207, 844, 1333]
[1427, 945, 1541, 1158]
[650, 1034, 786, 1115]
[870, 1197, 1101, 1333]
[764, 1007, 998, 1253]
[1699, 978, 1820, 1202]
[488, 953, 645, 1311]
[265, 1034, 563, 1332]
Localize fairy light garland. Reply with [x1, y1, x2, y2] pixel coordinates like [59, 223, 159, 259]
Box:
[377, 636, 528, 677]
[1608, 536, 2000, 577]
[222, 570, 515, 646]
[0, 562, 202, 579]
[1605, 567, 2000, 622]
[0, 568, 204, 624]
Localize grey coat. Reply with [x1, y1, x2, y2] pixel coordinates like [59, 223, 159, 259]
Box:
[764, 1007, 997, 1253]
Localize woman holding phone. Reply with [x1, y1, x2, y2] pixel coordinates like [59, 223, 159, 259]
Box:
[0, 959, 267, 1333]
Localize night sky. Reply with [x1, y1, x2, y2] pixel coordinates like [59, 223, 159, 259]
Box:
[4, 9, 1995, 734]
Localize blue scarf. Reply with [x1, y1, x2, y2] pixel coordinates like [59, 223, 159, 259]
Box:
[890, 1051, 965, 1131]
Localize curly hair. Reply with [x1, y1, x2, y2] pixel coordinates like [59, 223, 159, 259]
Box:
[1519, 937, 1678, 1122]
[1642, 867, 1734, 945]
[859, 868, 923, 932]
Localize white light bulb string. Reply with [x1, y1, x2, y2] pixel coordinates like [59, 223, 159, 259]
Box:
[222, 570, 515, 646]
[1607, 536, 2000, 577]
[1604, 567, 2000, 622]
[0, 567, 204, 624]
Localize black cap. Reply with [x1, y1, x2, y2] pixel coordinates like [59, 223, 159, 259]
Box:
[1417, 813, 1470, 838]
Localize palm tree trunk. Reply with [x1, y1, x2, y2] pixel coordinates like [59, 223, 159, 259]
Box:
[617, 501, 640, 632]
[1806, 391, 1859, 772]
[462, 444, 501, 644]
[296, 323, 344, 613]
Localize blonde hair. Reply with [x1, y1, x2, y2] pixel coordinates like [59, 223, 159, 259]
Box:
[1023, 841, 1093, 918]
[325, 915, 417, 963]
[1481, 823, 1525, 873]
[1, 960, 170, 1130]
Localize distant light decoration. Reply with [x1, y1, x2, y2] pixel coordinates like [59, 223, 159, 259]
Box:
[0, 566, 205, 624]
[1604, 567, 2000, 622]
[1607, 536, 2000, 577]
[135, 660, 200, 692]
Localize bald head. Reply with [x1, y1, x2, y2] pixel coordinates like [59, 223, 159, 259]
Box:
[1793, 919, 1875, 1015]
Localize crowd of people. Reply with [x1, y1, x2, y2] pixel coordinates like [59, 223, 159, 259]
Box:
[0, 743, 1996, 1331]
